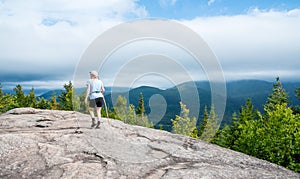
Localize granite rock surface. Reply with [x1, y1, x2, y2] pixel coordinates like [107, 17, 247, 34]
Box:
[0, 108, 299, 179]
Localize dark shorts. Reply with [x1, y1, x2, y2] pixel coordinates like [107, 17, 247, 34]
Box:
[89, 97, 104, 108]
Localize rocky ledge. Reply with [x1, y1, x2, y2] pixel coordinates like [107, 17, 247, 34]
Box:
[0, 108, 299, 179]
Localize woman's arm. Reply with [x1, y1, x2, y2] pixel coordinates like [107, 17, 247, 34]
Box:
[84, 84, 90, 104]
[101, 82, 105, 94]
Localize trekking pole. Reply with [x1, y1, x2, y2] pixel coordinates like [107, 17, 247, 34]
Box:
[102, 95, 110, 125]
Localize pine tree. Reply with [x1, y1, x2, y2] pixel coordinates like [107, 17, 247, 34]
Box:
[201, 105, 219, 142]
[136, 92, 152, 127]
[232, 99, 262, 152]
[127, 104, 136, 125]
[26, 88, 37, 108]
[14, 84, 26, 107]
[78, 91, 88, 113]
[0, 94, 17, 113]
[260, 104, 300, 172]
[0, 83, 3, 98]
[50, 92, 59, 110]
[171, 102, 197, 137]
[296, 88, 300, 101]
[264, 77, 289, 113]
[136, 92, 145, 116]
[292, 88, 300, 114]
[37, 97, 50, 109]
[0, 82, 18, 113]
[58, 81, 78, 111]
[199, 106, 209, 137]
[114, 95, 127, 121]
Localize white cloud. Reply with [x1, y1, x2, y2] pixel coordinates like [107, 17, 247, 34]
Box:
[159, 0, 177, 7]
[208, 0, 215, 6]
[182, 8, 300, 81]
[0, 0, 147, 82]
[1, 1, 300, 89]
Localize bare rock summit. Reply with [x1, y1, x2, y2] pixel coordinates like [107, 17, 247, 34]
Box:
[0, 108, 299, 178]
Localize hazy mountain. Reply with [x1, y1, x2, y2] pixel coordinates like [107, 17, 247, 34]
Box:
[37, 80, 300, 131]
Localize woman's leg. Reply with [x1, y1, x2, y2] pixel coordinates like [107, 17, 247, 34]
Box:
[95, 107, 102, 128]
[89, 107, 95, 118]
[89, 107, 96, 127]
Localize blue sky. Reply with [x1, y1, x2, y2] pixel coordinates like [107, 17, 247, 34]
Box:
[138, 0, 300, 18]
[0, 0, 300, 89]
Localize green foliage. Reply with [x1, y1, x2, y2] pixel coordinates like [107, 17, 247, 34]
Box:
[26, 88, 37, 108]
[200, 105, 219, 142]
[106, 108, 119, 119]
[136, 114, 153, 128]
[114, 95, 127, 120]
[14, 84, 26, 107]
[113, 95, 152, 127]
[49, 92, 59, 110]
[0, 94, 18, 113]
[259, 104, 300, 171]
[219, 99, 263, 150]
[214, 87, 300, 172]
[159, 124, 164, 130]
[136, 92, 145, 115]
[58, 81, 79, 111]
[199, 106, 209, 137]
[126, 104, 137, 125]
[0, 83, 3, 98]
[171, 102, 197, 137]
[296, 88, 300, 101]
[264, 77, 289, 113]
[37, 97, 50, 109]
[293, 88, 300, 114]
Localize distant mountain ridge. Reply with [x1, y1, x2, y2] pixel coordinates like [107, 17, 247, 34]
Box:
[37, 80, 300, 131]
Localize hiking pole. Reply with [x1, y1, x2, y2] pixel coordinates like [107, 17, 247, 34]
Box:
[102, 95, 110, 125]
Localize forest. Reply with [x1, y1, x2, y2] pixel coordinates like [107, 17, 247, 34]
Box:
[0, 77, 299, 172]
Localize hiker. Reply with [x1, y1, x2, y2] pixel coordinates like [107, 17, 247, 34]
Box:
[84, 70, 105, 128]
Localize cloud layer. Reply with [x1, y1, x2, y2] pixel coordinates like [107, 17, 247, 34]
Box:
[183, 8, 300, 81]
[1, 1, 299, 89]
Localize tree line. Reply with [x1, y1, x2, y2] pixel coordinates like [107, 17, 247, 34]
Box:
[0, 81, 78, 113]
[171, 77, 300, 172]
[0, 81, 153, 128]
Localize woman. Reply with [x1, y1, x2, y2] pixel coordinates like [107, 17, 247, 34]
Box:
[84, 70, 105, 128]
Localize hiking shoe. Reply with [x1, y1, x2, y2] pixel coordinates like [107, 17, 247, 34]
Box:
[91, 118, 96, 128]
[95, 121, 101, 128]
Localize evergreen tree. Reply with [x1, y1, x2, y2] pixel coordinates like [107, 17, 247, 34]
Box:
[171, 102, 197, 137]
[26, 87, 37, 108]
[0, 94, 17, 113]
[135, 92, 152, 127]
[292, 88, 300, 114]
[264, 77, 289, 113]
[231, 99, 263, 154]
[50, 92, 59, 110]
[136, 92, 145, 116]
[213, 99, 262, 149]
[199, 106, 209, 137]
[126, 104, 136, 125]
[136, 114, 153, 128]
[58, 81, 78, 111]
[77, 91, 88, 113]
[14, 84, 26, 107]
[114, 95, 127, 121]
[0, 83, 3, 98]
[201, 105, 219, 142]
[259, 104, 300, 172]
[37, 97, 50, 109]
[296, 88, 300, 101]
[0, 83, 18, 113]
